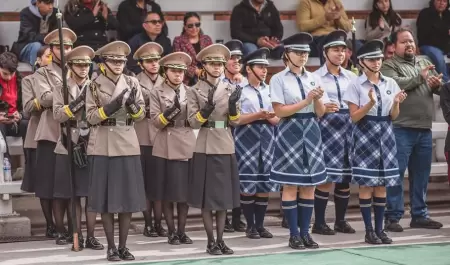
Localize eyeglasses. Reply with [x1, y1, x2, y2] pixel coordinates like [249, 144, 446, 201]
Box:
[186, 22, 201, 29]
[146, 20, 164, 25]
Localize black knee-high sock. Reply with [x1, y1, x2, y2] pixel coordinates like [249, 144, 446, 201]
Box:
[297, 198, 314, 237]
[118, 213, 132, 249]
[101, 213, 115, 249]
[143, 199, 152, 227]
[334, 188, 350, 223]
[40, 199, 54, 227]
[153, 201, 163, 226]
[177, 203, 189, 234]
[240, 195, 255, 229]
[232, 207, 241, 225]
[359, 198, 373, 231]
[201, 210, 214, 242]
[216, 210, 226, 242]
[373, 196, 386, 234]
[163, 201, 175, 233]
[85, 198, 97, 238]
[254, 196, 269, 229]
[314, 189, 329, 226]
[282, 200, 299, 237]
[53, 199, 67, 234]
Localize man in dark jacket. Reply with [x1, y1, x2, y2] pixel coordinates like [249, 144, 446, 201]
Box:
[12, 0, 57, 66]
[127, 11, 172, 74]
[117, 0, 168, 43]
[417, 0, 450, 82]
[230, 0, 283, 56]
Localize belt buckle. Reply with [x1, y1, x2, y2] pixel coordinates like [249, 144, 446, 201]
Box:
[214, 121, 225, 129]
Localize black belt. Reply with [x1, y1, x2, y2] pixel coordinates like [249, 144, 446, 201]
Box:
[42, 107, 53, 110]
[61, 120, 78, 128]
[202, 120, 229, 128]
[100, 118, 133, 126]
[167, 120, 190, 127]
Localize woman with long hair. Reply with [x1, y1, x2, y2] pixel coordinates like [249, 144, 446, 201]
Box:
[365, 0, 402, 41]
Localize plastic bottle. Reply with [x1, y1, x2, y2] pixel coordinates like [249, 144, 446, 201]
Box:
[3, 157, 11, 182]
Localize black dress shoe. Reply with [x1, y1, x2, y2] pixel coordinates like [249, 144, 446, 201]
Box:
[106, 248, 121, 262]
[238, 220, 247, 229]
[246, 227, 260, 239]
[85, 236, 104, 250]
[179, 233, 193, 244]
[288, 235, 305, 250]
[45, 225, 57, 238]
[257, 227, 273, 238]
[410, 218, 443, 229]
[155, 224, 168, 237]
[281, 216, 289, 229]
[301, 234, 319, 249]
[167, 232, 181, 245]
[118, 247, 135, 260]
[376, 230, 392, 244]
[143, 226, 158, 237]
[365, 230, 382, 244]
[224, 218, 235, 233]
[217, 240, 234, 255]
[312, 223, 336, 235]
[385, 220, 404, 232]
[71, 235, 84, 251]
[206, 241, 222, 255]
[55, 233, 68, 245]
[334, 221, 356, 234]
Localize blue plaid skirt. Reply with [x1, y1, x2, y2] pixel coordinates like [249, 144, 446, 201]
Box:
[234, 120, 280, 195]
[270, 113, 327, 186]
[350, 116, 401, 187]
[319, 109, 352, 183]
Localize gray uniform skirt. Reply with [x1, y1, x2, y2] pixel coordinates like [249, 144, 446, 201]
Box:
[140, 146, 156, 200]
[152, 156, 191, 202]
[34, 140, 57, 199]
[53, 154, 89, 198]
[21, 148, 36, 193]
[87, 155, 147, 213]
[188, 153, 240, 211]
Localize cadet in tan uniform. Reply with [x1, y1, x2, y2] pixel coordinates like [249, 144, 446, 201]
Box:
[33, 28, 77, 244]
[21, 45, 56, 238]
[53, 46, 104, 251]
[133, 42, 168, 238]
[150, 52, 195, 245]
[86, 41, 146, 261]
[187, 44, 241, 255]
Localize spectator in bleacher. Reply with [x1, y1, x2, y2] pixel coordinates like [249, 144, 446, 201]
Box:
[383, 37, 395, 60]
[64, 0, 119, 51]
[0, 52, 27, 145]
[417, 0, 450, 83]
[230, 0, 283, 56]
[173, 12, 213, 86]
[365, 0, 402, 41]
[117, 0, 168, 43]
[381, 28, 444, 232]
[296, 0, 352, 64]
[33, 45, 51, 72]
[127, 11, 172, 74]
[12, 0, 57, 66]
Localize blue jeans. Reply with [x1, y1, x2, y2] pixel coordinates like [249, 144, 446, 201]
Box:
[385, 127, 432, 222]
[420, 45, 449, 82]
[19, 42, 42, 66]
[243, 42, 258, 56]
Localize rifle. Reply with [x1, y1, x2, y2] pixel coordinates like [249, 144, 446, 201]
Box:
[55, 1, 79, 251]
[350, 17, 359, 75]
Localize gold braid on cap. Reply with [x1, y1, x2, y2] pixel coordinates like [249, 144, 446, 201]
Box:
[140, 54, 161, 61]
[164, 64, 187, 70]
[202, 56, 226, 63]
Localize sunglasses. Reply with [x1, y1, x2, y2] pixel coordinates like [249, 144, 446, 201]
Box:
[186, 22, 201, 29]
[146, 20, 164, 25]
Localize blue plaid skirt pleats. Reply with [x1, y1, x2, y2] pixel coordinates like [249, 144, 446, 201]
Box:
[234, 120, 280, 194]
[270, 113, 328, 186]
[350, 116, 401, 187]
[318, 109, 352, 183]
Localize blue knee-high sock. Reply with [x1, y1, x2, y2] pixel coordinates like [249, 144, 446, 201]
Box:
[359, 198, 373, 231]
[298, 198, 314, 237]
[373, 196, 386, 234]
[254, 196, 269, 229]
[334, 189, 350, 223]
[314, 189, 329, 226]
[240, 195, 255, 229]
[282, 200, 299, 237]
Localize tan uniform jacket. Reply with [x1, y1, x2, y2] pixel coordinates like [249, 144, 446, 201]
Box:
[150, 82, 196, 160]
[85, 74, 145, 157]
[135, 73, 164, 146]
[34, 63, 62, 143]
[53, 78, 89, 155]
[22, 74, 42, 149]
[186, 80, 240, 155]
